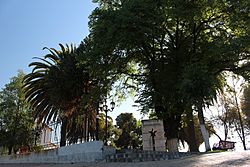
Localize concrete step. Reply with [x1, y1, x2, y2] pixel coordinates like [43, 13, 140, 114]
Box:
[106, 151, 191, 162]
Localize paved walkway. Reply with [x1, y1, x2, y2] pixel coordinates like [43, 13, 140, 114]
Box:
[1, 151, 250, 167]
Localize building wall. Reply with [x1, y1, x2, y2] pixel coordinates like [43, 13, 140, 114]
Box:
[40, 126, 52, 146]
[142, 120, 166, 151]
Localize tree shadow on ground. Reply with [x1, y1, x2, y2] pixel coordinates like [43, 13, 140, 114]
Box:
[217, 157, 250, 166]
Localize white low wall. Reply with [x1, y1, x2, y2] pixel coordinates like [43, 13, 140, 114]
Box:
[0, 141, 115, 163]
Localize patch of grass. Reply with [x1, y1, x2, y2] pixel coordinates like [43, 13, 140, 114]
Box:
[208, 150, 226, 153]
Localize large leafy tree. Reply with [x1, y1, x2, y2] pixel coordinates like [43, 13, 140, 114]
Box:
[85, 0, 190, 151]
[23, 44, 95, 147]
[177, 0, 249, 151]
[83, 0, 250, 152]
[0, 71, 34, 154]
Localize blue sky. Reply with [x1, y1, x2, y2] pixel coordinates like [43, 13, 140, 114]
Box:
[0, 0, 95, 89]
[0, 0, 143, 120]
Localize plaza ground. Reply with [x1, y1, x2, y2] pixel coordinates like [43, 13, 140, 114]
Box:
[1, 150, 250, 167]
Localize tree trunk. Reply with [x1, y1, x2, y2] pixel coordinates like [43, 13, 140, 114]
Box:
[8, 145, 13, 155]
[186, 110, 199, 152]
[234, 89, 247, 150]
[155, 105, 182, 152]
[84, 116, 87, 142]
[223, 123, 228, 141]
[197, 102, 211, 152]
[60, 116, 68, 147]
[14, 147, 18, 154]
[162, 116, 181, 152]
[96, 103, 99, 141]
[200, 124, 211, 151]
[87, 116, 90, 142]
[167, 138, 179, 152]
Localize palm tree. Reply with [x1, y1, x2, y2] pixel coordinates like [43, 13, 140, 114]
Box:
[23, 44, 92, 146]
[66, 100, 97, 144]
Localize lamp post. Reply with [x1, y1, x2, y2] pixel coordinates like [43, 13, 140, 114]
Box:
[33, 126, 40, 146]
[99, 98, 115, 145]
[96, 102, 100, 141]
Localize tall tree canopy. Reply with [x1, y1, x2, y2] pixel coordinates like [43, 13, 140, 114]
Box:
[78, 0, 250, 151]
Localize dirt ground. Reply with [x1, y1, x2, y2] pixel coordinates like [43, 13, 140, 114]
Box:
[1, 151, 250, 167]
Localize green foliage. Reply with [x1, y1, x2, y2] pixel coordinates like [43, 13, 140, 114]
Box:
[208, 149, 226, 153]
[30, 145, 44, 152]
[180, 64, 226, 110]
[0, 71, 35, 154]
[76, 35, 128, 102]
[84, 0, 250, 145]
[23, 44, 88, 122]
[97, 112, 117, 145]
[212, 76, 247, 150]
[18, 0, 250, 150]
[116, 113, 136, 129]
[180, 113, 215, 147]
[23, 44, 97, 146]
[115, 113, 142, 149]
[210, 88, 243, 141]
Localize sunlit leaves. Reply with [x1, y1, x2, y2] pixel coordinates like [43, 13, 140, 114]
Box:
[0, 71, 34, 154]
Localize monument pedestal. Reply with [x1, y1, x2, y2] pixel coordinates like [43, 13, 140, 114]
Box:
[142, 120, 166, 151]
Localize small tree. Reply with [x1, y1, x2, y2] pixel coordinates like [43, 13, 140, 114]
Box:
[115, 113, 142, 149]
[241, 85, 250, 134]
[227, 75, 247, 150]
[211, 74, 247, 150]
[209, 91, 236, 141]
[0, 71, 34, 154]
[97, 112, 117, 145]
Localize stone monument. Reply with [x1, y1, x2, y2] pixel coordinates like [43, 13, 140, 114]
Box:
[142, 119, 166, 151]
